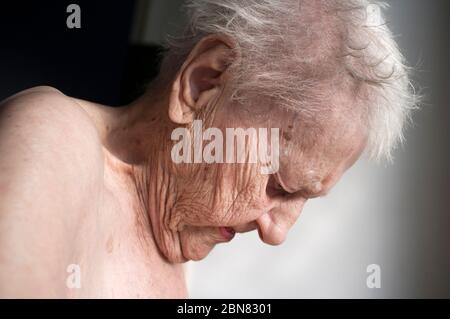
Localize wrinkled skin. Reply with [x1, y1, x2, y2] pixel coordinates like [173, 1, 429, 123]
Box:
[155, 92, 366, 263]
[0, 35, 367, 297]
[129, 36, 368, 263]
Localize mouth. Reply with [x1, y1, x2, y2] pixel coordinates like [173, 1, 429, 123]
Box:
[219, 226, 236, 241]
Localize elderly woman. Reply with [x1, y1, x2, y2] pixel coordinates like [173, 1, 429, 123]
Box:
[0, 0, 416, 298]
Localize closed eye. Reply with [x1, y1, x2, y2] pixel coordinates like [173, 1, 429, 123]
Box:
[266, 175, 290, 198]
[301, 188, 330, 199]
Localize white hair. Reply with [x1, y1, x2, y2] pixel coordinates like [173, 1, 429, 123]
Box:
[157, 0, 419, 162]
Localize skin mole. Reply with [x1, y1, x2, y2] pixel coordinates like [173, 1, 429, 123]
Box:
[106, 235, 114, 254]
[282, 130, 293, 141]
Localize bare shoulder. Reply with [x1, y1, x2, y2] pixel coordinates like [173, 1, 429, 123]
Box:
[0, 85, 105, 215]
[0, 86, 104, 296]
[0, 86, 101, 145]
[0, 86, 104, 172]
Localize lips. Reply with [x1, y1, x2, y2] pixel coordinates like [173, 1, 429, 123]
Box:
[219, 226, 236, 241]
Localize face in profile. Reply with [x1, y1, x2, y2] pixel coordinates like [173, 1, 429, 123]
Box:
[157, 75, 367, 262]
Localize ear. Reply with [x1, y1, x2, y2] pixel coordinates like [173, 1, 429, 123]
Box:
[168, 35, 238, 124]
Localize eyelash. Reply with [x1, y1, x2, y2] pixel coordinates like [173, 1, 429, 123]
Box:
[266, 175, 316, 200]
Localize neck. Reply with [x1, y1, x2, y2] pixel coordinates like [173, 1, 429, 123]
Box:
[110, 93, 185, 260]
[74, 92, 187, 295]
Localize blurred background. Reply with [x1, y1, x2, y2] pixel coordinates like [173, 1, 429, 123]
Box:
[0, 0, 449, 298]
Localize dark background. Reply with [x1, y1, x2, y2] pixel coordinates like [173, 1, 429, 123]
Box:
[0, 1, 162, 105]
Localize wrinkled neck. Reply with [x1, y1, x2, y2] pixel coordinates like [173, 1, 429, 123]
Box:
[103, 94, 185, 263]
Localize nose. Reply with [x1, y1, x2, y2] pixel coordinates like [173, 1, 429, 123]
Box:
[256, 213, 286, 245]
[255, 198, 306, 245]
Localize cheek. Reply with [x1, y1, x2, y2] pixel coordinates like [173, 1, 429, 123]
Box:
[176, 162, 270, 227]
[217, 164, 272, 225]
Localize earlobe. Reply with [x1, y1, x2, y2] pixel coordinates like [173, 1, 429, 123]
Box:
[168, 35, 239, 125]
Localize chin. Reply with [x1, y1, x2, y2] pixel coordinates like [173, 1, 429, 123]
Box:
[163, 226, 230, 262]
[160, 235, 215, 263]
[181, 242, 216, 261]
[180, 229, 217, 261]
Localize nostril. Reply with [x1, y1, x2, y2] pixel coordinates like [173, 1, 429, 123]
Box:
[257, 225, 263, 241]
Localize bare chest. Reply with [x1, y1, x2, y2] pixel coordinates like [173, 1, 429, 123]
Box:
[69, 169, 187, 298]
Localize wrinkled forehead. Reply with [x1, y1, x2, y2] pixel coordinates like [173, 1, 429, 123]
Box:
[214, 78, 367, 175]
[278, 110, 367, 192]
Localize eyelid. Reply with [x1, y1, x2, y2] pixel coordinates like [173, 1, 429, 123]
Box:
[274, 174, 329, 199]
[304, 192, 326, 199]
[275, 173, 295, 194]
[304, 188, 329, 199]
[266, 175, 290, 198]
